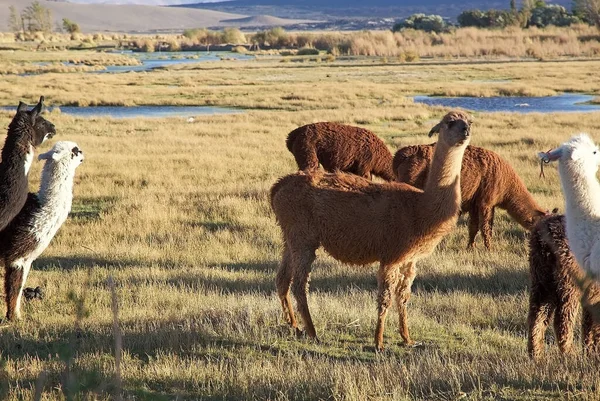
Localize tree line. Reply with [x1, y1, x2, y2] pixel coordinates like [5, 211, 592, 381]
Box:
[394, 0, 599, 33]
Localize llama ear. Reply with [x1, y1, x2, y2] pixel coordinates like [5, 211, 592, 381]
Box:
[31, 96, 44, 117]
[539, 147, 562, 163]
[39, 150, 66, 161]
[428, 123, 442, 137]
[17, 102, 28, 112]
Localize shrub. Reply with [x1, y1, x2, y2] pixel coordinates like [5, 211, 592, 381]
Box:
[393, 14, 448, 33]
[297, 47, 319, 55]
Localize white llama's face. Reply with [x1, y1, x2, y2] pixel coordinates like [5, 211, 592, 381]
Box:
[540, 134, 600, 174]
[564, 134, 600, 174]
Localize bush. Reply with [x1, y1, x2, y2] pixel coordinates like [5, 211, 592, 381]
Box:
[297, 47, 319, 55]
[529, 4, 580, 27]
[393, 14, 448, 33]
[458, 9, 516, 28]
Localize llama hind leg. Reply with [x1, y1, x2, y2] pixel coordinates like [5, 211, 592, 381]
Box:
[479, 206, 495, 250]
[554, 297, 578, 355]
[466, 202, 479, 249]
[276, 245, 298, 330]
[527, 298, 554, 359]
[4, 260, 29, 321]
[395, 262, 416, 346]
[375, 263, 401, 351]
[290, 248, 318, 339]
[582, 298, 600, 354]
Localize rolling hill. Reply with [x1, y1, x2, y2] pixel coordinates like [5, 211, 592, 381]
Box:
[186, 0, 574, 20]
[0, 0, 311, 33]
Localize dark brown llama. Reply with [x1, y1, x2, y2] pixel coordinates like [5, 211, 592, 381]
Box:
[286, 122, 395, 181]
[527, 214, 600, 359]
[394, 144, 549, 249]
[0, 96, 55, 233]
[271, 111, 472, 351]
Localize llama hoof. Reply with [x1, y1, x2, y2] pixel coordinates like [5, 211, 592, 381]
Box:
[404, 340, 423, 348]
[295, 328, 305, 338]
[23, 286, 44, 301]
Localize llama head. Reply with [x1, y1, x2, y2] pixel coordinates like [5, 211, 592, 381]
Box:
[10, 96, 56, 147]
[539, 133, 600, 176]
[38, 141, 84, 169]
[428, 110, 472, 148]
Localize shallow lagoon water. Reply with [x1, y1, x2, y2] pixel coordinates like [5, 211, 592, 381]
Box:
[100, 51, 253, 73]
[414, 93, 600, 113]
[2, 105, 241, 118]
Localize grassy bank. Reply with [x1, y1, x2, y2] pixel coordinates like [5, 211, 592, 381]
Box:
[1, 54, 600, 400]
[2, 24, 600, 61]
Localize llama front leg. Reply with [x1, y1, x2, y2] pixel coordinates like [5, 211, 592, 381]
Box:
[290, 248, 318, 339]
[375, 263, 400, 351]
[276, 245, 299, 331]
[395, 261, 416, 346]
[4, 259, 30, 321]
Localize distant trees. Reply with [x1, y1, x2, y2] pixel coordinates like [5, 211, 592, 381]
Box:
[457, 9, 516, 28]
[573, 0, 600, 27]
[456, 1, 583, 29]
[392, 14, 448, 33]
[6, 1, 53, 33]
[62, 18, 80, 33]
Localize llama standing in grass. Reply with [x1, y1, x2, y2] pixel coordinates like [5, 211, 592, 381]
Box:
[0, 96, 55, 233]
[0, 141, 83, 321]
[394, 144, 549, 249]
[539, 134, 600, 279]
[271, 111, 471, 351]
[286, 122, 395, 181]
[528, 214, 600, 359]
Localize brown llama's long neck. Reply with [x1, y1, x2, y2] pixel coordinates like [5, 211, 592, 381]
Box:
[374, 151, 395, 181]
[422, 139, 465, 223]
[502, 176, 545, 230]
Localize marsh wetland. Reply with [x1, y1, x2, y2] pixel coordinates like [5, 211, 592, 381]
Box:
[1, 40, 600, 400]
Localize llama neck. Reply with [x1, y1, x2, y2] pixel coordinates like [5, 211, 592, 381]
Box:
[1, 127, 31, 171]
[422, 140, 465, 219]
[38, 164, 75, 208]
[559, 163, 600, 218]
[503, 180, 545, 229]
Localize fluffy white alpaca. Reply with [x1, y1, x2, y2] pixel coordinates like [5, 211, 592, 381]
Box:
[539, 133, 600, 278]
[0, 141, 84, 320]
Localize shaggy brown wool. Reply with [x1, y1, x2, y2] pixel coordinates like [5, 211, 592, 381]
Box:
[286, 122, 395, 181]
[272, 111, 471, 351]
[527, 214, 600, 359]
[394, 144, 547, 249]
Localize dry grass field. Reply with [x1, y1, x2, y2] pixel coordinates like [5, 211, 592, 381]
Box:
[1, 47, 600, 400]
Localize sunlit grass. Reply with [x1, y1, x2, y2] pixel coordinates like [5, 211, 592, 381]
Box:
[1, 52, 600, 400]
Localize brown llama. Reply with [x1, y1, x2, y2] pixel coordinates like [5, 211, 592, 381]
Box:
[271, 110, 472, 351]
[286, 122, 395, 181]
[393, 144, 549, 249]
[527, 214, 600, 359]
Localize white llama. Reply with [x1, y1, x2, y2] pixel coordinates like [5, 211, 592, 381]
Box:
[539, 133, 600, 278]
[0, 141, 84, 320]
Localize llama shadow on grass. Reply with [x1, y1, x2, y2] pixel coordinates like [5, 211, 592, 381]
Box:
[414, 266, 528, 296]
[34, 256, 148, 271]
